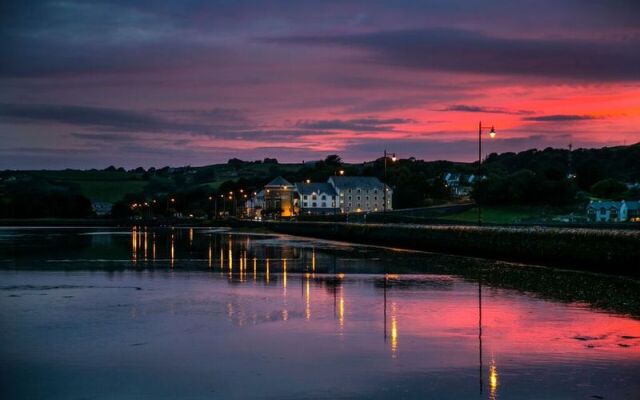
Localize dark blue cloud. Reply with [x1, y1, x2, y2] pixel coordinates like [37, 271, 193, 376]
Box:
[439, 105, 534, 115]
[296, 117, 415, 131]
[0, 103, 166, 131]
[523, 115, 599, 122]
[0, 103, 251, 135]
[271, 28, 640, 82]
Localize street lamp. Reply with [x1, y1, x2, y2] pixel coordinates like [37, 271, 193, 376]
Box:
[383, 149, 396, 213]
[477, 121, 496, 225]
[166, 197, 175, 214]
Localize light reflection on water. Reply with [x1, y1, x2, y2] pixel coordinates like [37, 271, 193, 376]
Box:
[0, 227, 639, 399]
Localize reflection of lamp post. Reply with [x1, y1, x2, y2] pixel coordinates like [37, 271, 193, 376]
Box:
[479, 274, 483, 394]
[477, 122, 496, 225]
[383, 273, 388, 341]
[383, 150, 396, 213]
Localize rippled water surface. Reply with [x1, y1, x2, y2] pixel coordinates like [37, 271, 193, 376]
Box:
[1, 227, 639, 399]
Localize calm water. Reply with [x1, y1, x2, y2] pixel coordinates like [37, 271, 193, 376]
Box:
[1, 227, 639, 399]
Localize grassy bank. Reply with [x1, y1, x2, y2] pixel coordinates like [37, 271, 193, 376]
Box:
[440, 205, 582, 224]
[266, 221, 640, 275]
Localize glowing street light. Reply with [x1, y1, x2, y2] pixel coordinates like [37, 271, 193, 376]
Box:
[383, 149, 396, 213]
[477, 121, 497, 225]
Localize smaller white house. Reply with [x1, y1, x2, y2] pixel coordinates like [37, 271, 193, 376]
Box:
[443, 172, 485, 197]
[587, 200, 640, 222]
[295, 182, 339, 215]
[245, 190, 265, 218]
[621, 200, 640, 222]
[92, 202, 113, 216]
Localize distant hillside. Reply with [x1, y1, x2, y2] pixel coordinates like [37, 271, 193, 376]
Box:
[1, 143, 638, 206]
[482, 142, 640, 190]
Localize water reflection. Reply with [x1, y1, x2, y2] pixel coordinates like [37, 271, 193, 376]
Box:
[390, 302, 398, 357]
[305, 273, 311, 320]
[2, 227, 640, 399]
[170, 231, 175, 268]
[143, 230, 148, 261]
[489, 359, 498, 400]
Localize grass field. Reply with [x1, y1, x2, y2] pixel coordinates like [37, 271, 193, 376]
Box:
[3, 163, 308, 203]
[74, 181, 149, 202]
[442, 206, 569, 224]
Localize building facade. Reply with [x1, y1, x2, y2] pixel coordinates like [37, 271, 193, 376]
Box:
[443, 172, 484, 197]
[245, 190, 265, 218]
[621, 200, 640, 222]
[264, 177, 296, 218]
[587, 200, 640, 222]
[328, 176, 391, 213]
[295, 182, 339, 215]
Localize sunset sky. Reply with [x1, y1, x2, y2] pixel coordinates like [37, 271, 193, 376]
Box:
[1, 0, 639, 169]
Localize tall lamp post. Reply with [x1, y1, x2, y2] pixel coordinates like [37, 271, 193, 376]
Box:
[477, 121, 496, 225]
[383, 150, 397, 213]
[221, 194, 226, 217]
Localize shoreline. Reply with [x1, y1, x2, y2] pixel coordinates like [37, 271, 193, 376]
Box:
[2, 218, 638, 275]
[265, 221, 640, 276]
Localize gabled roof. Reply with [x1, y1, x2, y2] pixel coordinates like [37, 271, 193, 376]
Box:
[329, 176, 385, 190]
[443, 172, 461, 181]
[295, 182, 337, 196]
[622, 200, 640, 210]
[265, 176, 293, 187]
[587, 200, 621, 209]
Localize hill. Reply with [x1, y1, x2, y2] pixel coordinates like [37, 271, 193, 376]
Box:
[1, 143, 638, 219]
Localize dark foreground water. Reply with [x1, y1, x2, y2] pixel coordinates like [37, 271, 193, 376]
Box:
[1, 227, 639, 399]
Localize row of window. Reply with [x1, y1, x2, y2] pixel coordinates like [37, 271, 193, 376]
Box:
[345, 189, 379, 194]
[345, 201, 390, 207]
[301, 202, 334, 208]
[343, 196, 378, 201]
[302, 194, 336, 201]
